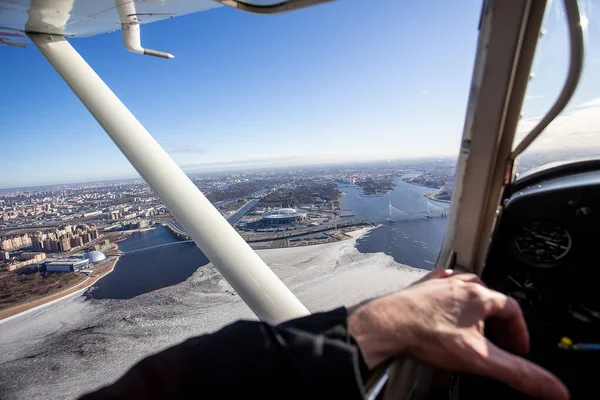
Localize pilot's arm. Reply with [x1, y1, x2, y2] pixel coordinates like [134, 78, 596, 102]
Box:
[80, 270, 568, 400]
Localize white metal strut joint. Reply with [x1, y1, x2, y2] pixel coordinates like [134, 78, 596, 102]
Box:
[116, 0, 174, 59]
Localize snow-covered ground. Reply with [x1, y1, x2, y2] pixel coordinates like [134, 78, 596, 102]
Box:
[0, 228, 426, 399]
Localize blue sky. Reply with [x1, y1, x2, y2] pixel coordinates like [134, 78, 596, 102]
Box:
[1, 0, 598, 188]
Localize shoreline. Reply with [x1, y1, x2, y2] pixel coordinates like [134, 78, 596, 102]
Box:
[402, 180, 451, 204]
[357, 187, 394, 198]
[358, 191, 392, 198]
[0, 253, 121, 322]
[401, 179, 440, 191]
[250, 224, 370, 249]
[423, 188, 451, 204]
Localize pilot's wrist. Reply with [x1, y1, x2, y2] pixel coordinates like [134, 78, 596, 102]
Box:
[347, 294, 413, 369]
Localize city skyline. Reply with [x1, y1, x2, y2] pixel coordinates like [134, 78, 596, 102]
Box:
[0, 153, 457, 190]
[0, 157, 456, 242]
[1, 144, 600, 191]
[1, 0, 599, 188]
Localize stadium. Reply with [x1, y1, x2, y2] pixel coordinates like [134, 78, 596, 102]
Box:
[261, 208, 308, 225]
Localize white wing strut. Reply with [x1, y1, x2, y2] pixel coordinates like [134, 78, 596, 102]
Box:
[28, 33, 309, 324]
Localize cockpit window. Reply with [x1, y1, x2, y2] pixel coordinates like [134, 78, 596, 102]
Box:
[514, 0, 599, 178]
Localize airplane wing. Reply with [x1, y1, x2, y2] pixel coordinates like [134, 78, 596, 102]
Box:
[0, 0, 333, 50]
[0, 0, 221, 49]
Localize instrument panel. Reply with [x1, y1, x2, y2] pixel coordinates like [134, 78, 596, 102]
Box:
[513, 220, 572, 267]
[460, 168, 600, 400]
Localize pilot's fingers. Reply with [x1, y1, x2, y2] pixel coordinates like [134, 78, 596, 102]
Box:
[448, 272, 487, 287]
[412, 268, 454, 285]
[481, 341, 569, 400]
[431, 268, 454, 278]
[478, 286, 529, 355]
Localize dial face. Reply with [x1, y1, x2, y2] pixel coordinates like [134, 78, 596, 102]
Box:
[514, 220, 572, 267]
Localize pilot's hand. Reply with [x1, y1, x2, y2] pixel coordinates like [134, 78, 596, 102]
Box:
[410, 266, 454, 285]
[347, 273, 569, 400]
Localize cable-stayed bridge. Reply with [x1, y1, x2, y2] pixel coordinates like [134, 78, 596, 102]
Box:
[341, 198, 448, 223]
[145, 198, 449, 248]
[121, 221, 194, 256]
[124, 239, 195, 256]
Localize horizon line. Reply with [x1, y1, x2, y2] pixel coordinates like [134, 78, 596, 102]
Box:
[0, 155, 459, 191]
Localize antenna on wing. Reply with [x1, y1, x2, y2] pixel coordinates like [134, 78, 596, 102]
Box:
[117, 0, 174, 59]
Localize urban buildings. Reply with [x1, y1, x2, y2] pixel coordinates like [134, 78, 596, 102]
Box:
[46, 256, 89, 272]
[6, 252, 46, 272]
[0, 234, 31, 251]
[26, 224, 100, 253]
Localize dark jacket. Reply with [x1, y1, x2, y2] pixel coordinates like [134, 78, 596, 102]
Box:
[80, 307, 369, 399]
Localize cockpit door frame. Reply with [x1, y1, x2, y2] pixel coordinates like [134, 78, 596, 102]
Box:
[436, 0, 547, 276]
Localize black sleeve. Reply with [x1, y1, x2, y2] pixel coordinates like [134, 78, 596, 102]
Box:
[79, 307, 370, 400]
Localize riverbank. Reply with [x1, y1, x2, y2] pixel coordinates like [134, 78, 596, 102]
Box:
[423, 187, 451, 203]
[400, 178, 451, 204]
[0, 254, 120, 322]
[358, 191, 393, 197]
[249, 224, 370, 249]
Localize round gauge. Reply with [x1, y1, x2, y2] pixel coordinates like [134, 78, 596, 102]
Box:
[514, 220, 572, 267]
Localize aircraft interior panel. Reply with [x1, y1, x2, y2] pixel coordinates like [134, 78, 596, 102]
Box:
[460, 166, 600, 399]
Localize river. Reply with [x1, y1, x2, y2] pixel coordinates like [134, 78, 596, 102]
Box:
[341, 180, 449, 270]
[86, 229, 207, 299]
[87, 181, 448, 300]
[228, 198, 261, 225]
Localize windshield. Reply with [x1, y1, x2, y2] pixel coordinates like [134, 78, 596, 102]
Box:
[0, 1, 480, 398]
[514, 0, 599, 177]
